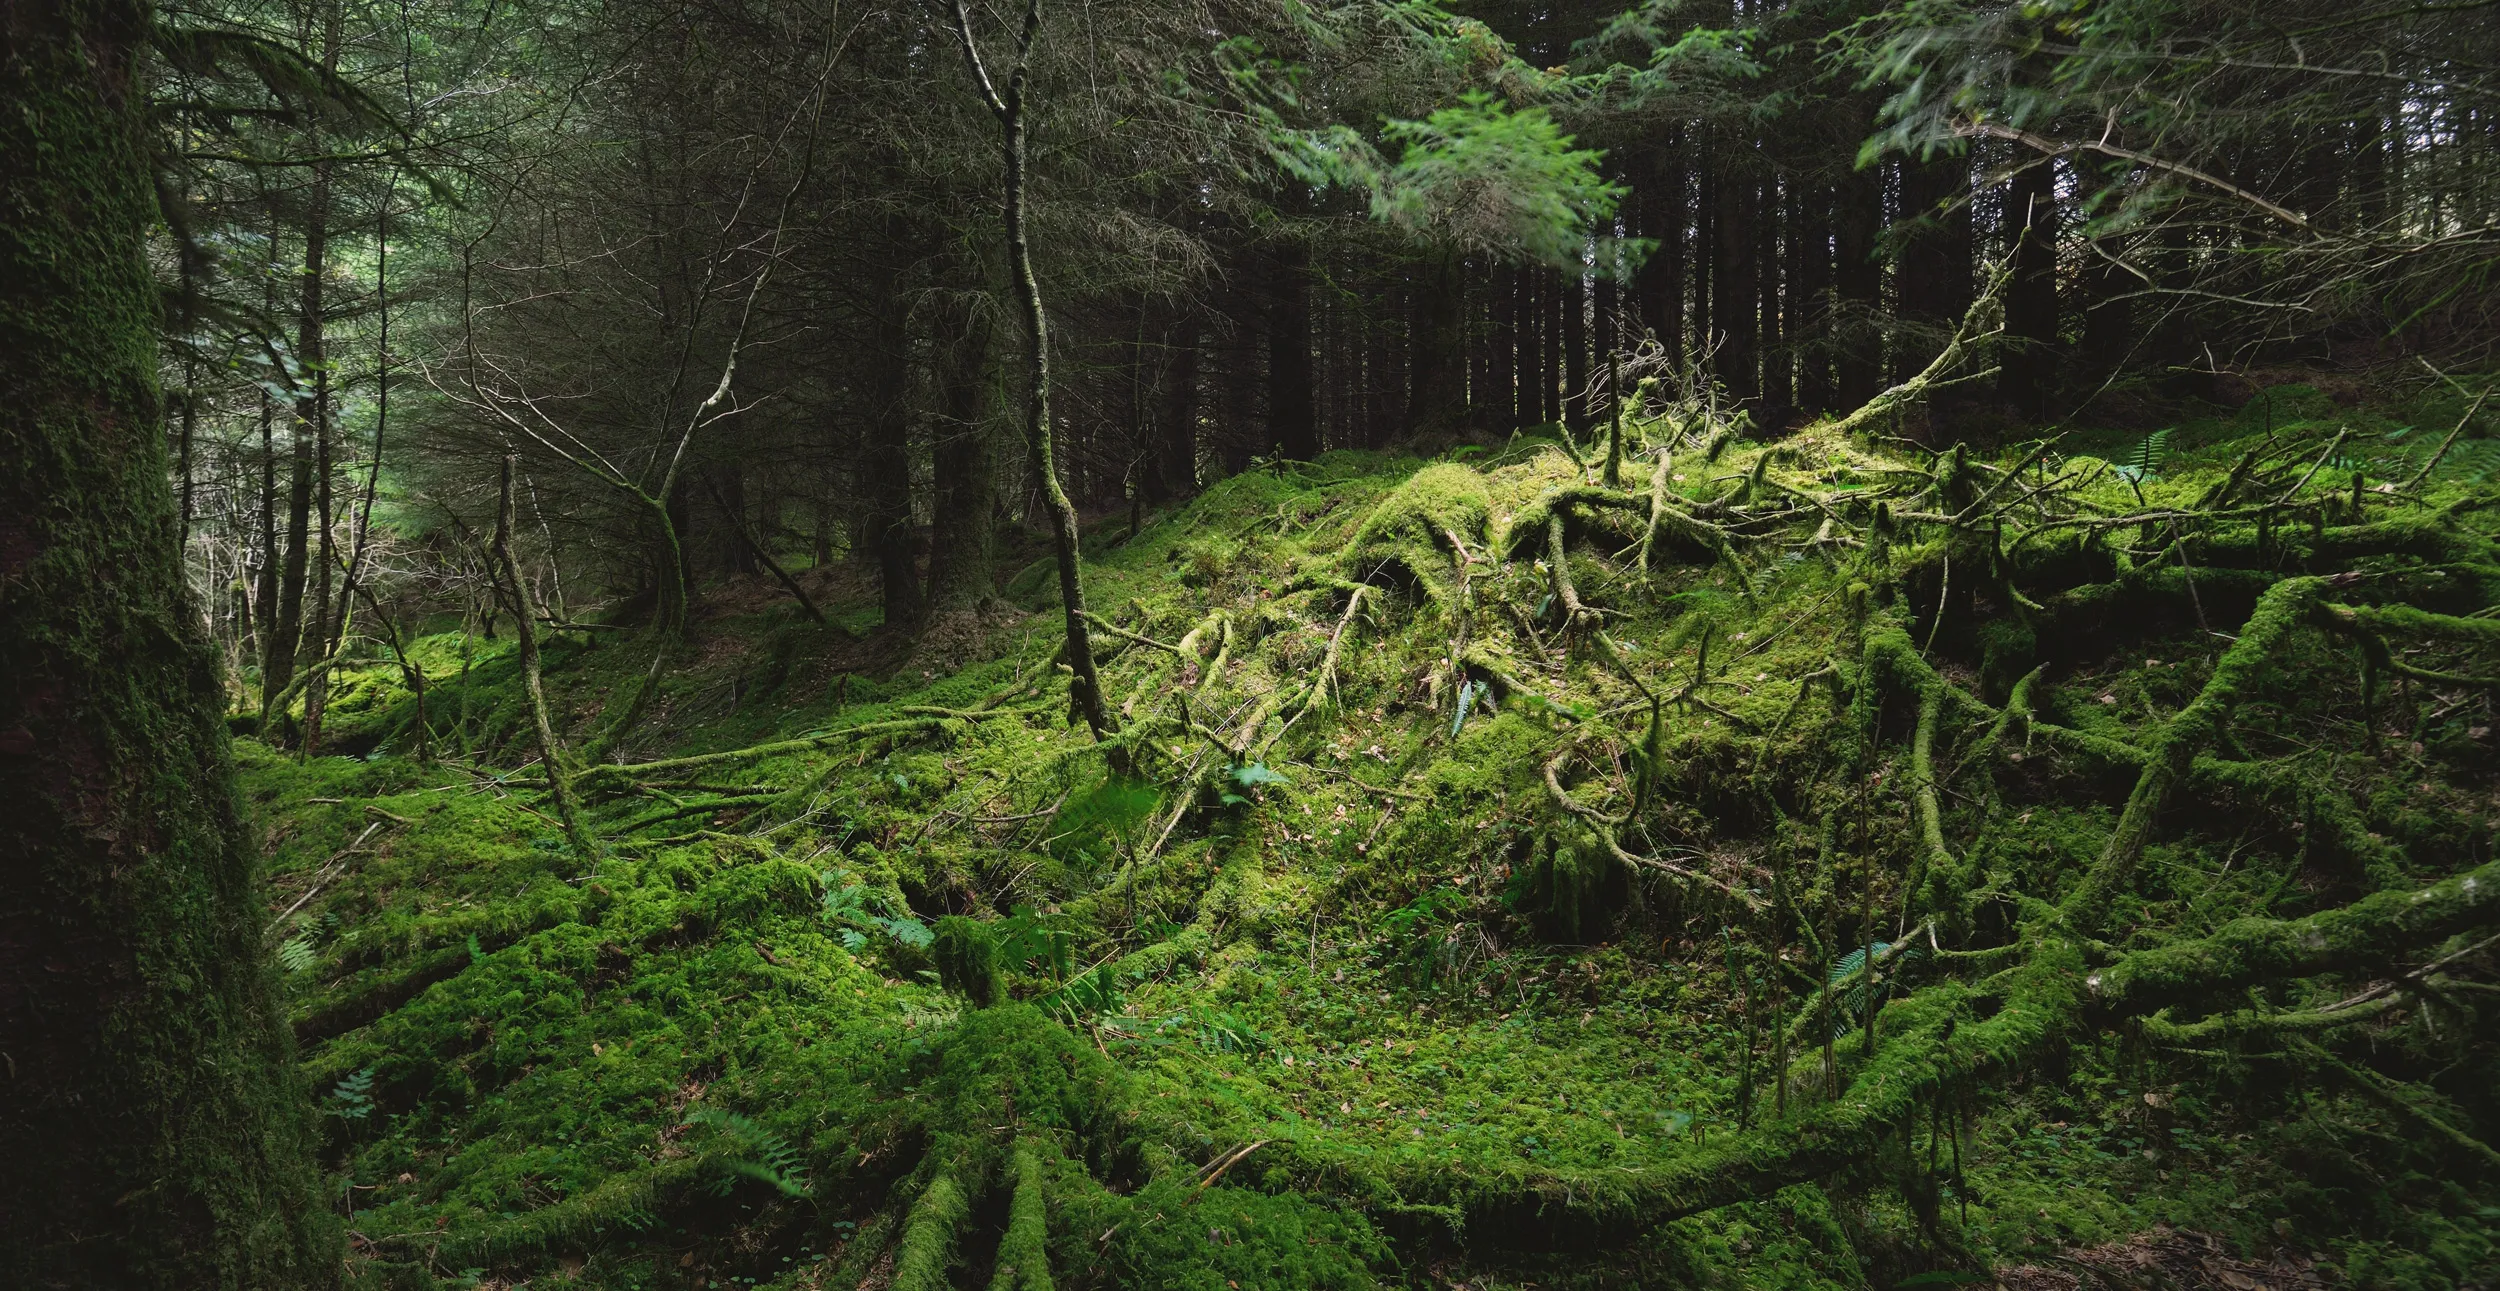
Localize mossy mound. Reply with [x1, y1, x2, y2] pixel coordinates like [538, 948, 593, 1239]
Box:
[250, 406, 2500, 1290]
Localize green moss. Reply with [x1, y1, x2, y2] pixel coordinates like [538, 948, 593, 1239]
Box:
[986, 1141, 1053, 1291]
[936, 916, 1006, 1008]
[1339, 462, 1493, 606]
[232, 421, 2500, 1290]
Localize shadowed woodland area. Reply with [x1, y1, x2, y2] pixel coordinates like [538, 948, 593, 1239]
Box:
[10, 1, 2500, 1288]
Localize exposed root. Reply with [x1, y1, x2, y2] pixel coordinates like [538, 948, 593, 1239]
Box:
[986, 1143, 1053, 1291]
[891, 1170, 971, 1291]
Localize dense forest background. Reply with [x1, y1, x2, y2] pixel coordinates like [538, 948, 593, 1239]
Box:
[156, 0, 2500, 696]
[11, 0, 2500, 1288]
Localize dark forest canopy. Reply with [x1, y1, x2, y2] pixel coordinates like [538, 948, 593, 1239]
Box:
[139, 0, 2500, 680]
[8, 0, 2500, 1287]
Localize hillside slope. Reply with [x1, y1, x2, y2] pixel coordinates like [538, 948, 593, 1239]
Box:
[259, 388, 2500, 1290]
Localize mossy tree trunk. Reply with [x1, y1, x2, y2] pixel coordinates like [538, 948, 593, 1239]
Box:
[262, 370, 314, 725]
[296, 154, 336, 751]
[0, 4, 337, 1285]
[946, 0, 1111, 738]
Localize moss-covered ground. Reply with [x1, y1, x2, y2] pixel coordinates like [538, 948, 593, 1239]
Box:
[256, 384, 2500, 1290]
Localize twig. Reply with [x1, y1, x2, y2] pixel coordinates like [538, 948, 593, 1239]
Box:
[1193, 1140, 1267, 1193]
[265, 821, 384, 935]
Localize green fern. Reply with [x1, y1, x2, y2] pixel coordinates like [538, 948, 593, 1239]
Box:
[681, 1107, 810, 1199]
[1826, 941, 1922, 1036]
[277, 929, 318, 974]
[327, 1067, 376, 1120]
[1033, 960, 1124, 1023]
[2443, 438, 2500, 484]
[2110, 428, 2171, 483]
[820, 873, 934, 949]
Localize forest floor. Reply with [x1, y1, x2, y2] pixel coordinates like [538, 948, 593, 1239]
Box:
[256, 382, 2500, 1291]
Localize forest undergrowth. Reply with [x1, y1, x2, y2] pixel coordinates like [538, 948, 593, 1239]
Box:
[254, 379, 2500, 1291]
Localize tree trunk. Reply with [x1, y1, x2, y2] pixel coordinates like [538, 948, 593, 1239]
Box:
[1639, 145, 1686, 364]
[716, 465, 758, 576]
[1156, 309, 1199, 497]
[1797, 183, 1836, 415]
[255, 382, 278, 673]
[947, 0, 1110, 738]
[662, 474, 694, 624]
[1407, 251, 1467, 431]
[1694, 168, 1715, 372]
[1268, 238, 1316, 459]
[2079, 161, 2132, 377]
[927, 297, 999, 611]
[1214, 303, 1260, 478]
[2001, 154, 2060, 418]
[1562, 259, 1589, 429]
[1593, 272, 1617, 411]
[1374, 279, 1408, 436]
[1760, 174, 1790, 412]
[0, 6, 336, 1282]
[1836, 161, 1884, 408]
[1896, 154, 1974, 385]
[1465, 259, 1491, 427]
[1489, 265, 1518, 428]
[1713, 159, 1758, 400]
[1525, 270, 1553, 424]
[494, 458, 594, 860]
[862, 291, 922, 629]
[295, 9, 342, 751]
[262, 392, 313, 726]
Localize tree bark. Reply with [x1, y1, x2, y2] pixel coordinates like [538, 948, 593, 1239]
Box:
[1268, 238, 1316, 459]
[1562, 258, 1589, 429]
[1694, 167, 1715, 371]
[1640, 146, 1686, 365]
[1489, 265, 1518, 428]
[1713, 158, 1758, 400]
[715, 465, 758, 576]
[948, 0, 1111, 738]
[927, 296, 999, 611]
[1836, 161, 1884, 408]
[0, 5, 336, 1282]
[1156, 309, 1199, 497]
[1525, 270, 1554, 424]
[494, 458, 595, 860]
[1760, 174, 1790, 411]
[295, 6, 342, 752]
[1592, 271, 1617, 414]
[1407, 250, 1467, 431]
[1794, 182, 1834, 415]
[2001, 154, 2060, 417]
[1896, 154, 1974, 386]
[2078, 160, 2132, 377]
[255, 376, 278, 672]
[262, 384, 313, 725]
[862, 291, 923, 629]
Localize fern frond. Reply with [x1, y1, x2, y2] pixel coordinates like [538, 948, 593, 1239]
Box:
[2112, 429, 2171, 482]
[277, 930, 318, 974]
[681, 1108, 811, 1198]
